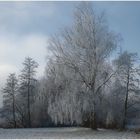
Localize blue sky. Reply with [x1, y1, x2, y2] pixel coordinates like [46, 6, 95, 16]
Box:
[0, 1, 140, 86]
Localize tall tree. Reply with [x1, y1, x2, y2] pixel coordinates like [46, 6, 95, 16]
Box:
[19, 57, 38, 127]
[114, 51, 140, 128]
[48, 2, 119, 129]
[2, 73, 18, 128]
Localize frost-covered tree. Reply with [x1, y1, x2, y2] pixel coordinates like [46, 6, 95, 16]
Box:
[114, 51, 140, 128]
[31, 78, 53, 127]
[2, 73, 18, 128]
[45, 60, 82, 126]
[19, 57, 38, 127]
[48, 2, 119, 129]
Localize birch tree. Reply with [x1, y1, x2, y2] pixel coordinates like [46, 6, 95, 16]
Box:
[48, 2, 119, 129]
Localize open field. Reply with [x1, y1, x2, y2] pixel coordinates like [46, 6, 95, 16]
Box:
[0, 127, 139, 139]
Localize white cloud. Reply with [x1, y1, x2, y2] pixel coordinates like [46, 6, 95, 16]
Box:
[0, 2, 56, 19]
[0, 2, 56, 33]
[0, 33, 48, 82]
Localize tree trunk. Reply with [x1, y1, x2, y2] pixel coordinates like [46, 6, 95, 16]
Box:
[90, 111, 97, 130]
[27, 80, 31, 127]
[89, 89, 97, 130]
[123, 69, 130, 129]
[12, 95, 16, 128]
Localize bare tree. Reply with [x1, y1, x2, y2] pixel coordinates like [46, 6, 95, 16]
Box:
[19, 57, 38, 127]
[114, 51, 140, 128]
[48, 2, 119, 129]
[2, 73, 18, 128]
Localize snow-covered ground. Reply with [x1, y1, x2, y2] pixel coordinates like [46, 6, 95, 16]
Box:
[0, 127, 139, 139]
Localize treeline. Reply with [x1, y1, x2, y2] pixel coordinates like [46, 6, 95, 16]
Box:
[0, 57, 39, 128]
[1, 2, 140, 129]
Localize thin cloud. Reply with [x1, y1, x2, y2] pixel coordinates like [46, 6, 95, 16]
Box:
[0, 33, 48, 81]
[0, 2, 56, 34]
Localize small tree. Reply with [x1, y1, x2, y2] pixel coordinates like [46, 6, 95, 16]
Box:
[2, 73, 18, 128]
[19, 57, 38, 127]
[114, 51, 140, 128]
